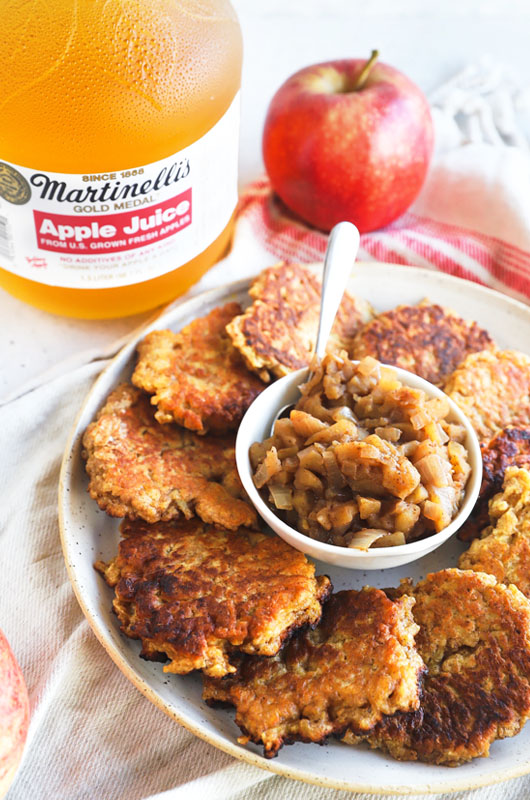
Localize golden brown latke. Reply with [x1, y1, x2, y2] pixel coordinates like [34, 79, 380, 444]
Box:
[350, 302, 494, 386]
[226, 262, 372, 382]
[95, 518, 331, 677]
[202, 588, 424, 758]
[345, 569, 530, 766]
[132, 303, 265, 434]
[444, 349, 530, 441]
[459, 426, 530, 541]
[459, 468, 530, 598]
[82, 384, 256, 530]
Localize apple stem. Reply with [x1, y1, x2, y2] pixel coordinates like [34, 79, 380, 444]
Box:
[352, 50, 379, 91]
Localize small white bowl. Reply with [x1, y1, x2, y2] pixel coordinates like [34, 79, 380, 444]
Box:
[236, 365, 482, 570]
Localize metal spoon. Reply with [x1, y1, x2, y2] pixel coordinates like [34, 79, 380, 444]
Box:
[270, 221, 361, 433]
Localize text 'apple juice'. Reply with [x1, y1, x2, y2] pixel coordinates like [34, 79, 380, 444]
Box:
[0, 0, 242, 318]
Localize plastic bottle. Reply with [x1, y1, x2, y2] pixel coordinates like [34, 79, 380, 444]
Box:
[0, 0, 242, 318]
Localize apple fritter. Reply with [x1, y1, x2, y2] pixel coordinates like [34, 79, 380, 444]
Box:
[444, 349, 530, 442]
[95, 519, 332, 677]
[132, 303, 265, 434]
[82, 383, 256, 530]
[202, 588, 424, 758]
[459, 426, 530, 542]
[459, 468, 530, 598]
[345, 569, 530, 766]
[226, 262, 372, 382]
[350, 302, 494, 386]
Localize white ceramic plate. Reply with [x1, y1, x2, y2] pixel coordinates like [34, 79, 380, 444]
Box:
[59, 263, 530, 796]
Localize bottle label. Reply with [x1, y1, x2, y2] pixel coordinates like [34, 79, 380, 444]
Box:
[0, 93, 240, 289]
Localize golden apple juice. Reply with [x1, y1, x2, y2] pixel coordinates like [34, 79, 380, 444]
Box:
[0, 0, 242, 318]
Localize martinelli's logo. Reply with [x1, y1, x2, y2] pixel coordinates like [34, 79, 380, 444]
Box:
[0, 162, 31, 205]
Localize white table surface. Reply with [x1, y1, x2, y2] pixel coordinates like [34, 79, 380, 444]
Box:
[2, 0, 529, 402]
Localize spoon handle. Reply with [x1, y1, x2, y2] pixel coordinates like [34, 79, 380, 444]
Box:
[314, 221, 361, 361]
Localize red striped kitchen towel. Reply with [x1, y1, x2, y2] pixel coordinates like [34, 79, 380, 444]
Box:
[236, 176, 530, 301]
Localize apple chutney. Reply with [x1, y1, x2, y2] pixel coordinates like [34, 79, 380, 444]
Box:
[250, 353, 471, 549]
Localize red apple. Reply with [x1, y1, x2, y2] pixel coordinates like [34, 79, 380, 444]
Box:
[0, 629, 29, 799]
[262, 52, 434, 233]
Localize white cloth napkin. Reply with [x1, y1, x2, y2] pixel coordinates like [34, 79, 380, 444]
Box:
[2, 62, 530, 800]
